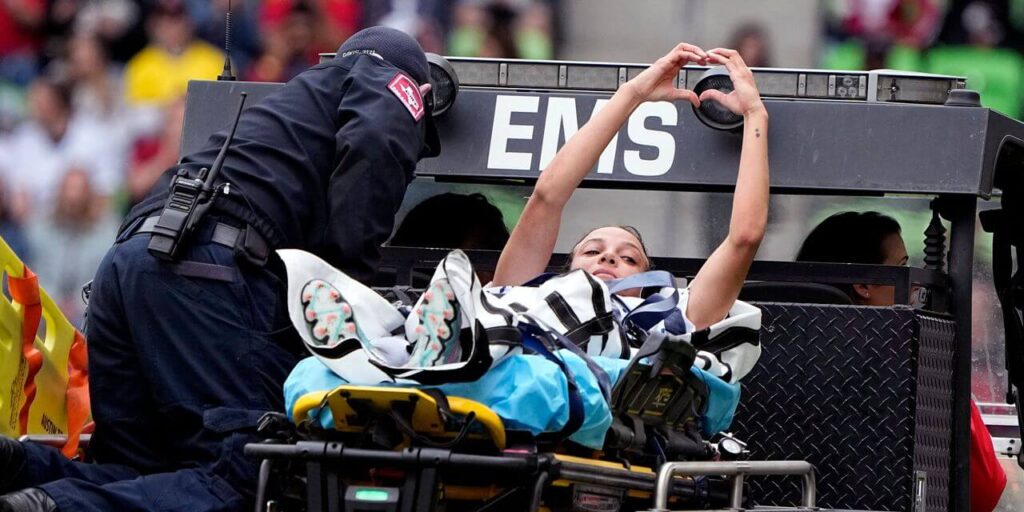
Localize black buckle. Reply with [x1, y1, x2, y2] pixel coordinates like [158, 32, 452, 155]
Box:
[235, 227, 270, 267]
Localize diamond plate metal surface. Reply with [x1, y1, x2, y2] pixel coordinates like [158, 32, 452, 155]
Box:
[732, 304, 953, 512]
[915, 313, 956, 512]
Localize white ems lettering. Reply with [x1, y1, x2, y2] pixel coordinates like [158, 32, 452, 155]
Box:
[624, 102, 676, 176]
[488, 95, 676, 175]
[488, 96, 539, 171]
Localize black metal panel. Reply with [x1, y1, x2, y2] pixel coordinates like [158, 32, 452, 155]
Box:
[420, 90, 997, 196]
[915, 313, 957, 512]
[376, 247, 948, 308]
[178, 80, 1024, 198]
[180, 80, 283, 157]
[732, 304, 954, 512]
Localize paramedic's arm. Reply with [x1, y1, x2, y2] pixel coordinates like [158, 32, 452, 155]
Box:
[493, 43, 706, 286]
[325, 63, 426, 281]
[686, 48, 768, 331]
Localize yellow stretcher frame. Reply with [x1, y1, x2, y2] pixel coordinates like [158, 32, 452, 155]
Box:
[0, 236, 90, 457]
[292, 386, 506, 450]
[282, 386, 703, 510]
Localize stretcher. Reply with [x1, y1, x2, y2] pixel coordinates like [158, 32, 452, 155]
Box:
[0, 235, 90, 458]
[245, 384, 820, 512]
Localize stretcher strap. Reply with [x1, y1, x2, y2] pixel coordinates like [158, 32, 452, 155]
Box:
[609, 272, 680, 332]
[521, 316, 612, 402]
[519, 330, 585, 444]
[9, 268, 42, 435]
[62, 331, 89, 458]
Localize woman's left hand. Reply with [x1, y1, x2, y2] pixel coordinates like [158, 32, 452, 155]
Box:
[626, 42, 707, 106]
[699, 48, 765, 117]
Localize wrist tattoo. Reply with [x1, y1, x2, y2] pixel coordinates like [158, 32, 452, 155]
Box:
[755, 128, 761, 138]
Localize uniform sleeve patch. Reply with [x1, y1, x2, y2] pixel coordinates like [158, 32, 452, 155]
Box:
[387, 73, 425, 122]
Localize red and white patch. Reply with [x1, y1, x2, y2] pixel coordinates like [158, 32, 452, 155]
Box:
[387, 73, 425, 122]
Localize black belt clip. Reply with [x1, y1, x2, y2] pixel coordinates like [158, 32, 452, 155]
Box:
[133, 215, 271, 268]
[234, 226, 270, 267]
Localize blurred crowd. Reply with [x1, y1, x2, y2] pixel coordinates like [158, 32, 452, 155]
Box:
[1, 0, 1022, 327]
[819, 0, 1024, 118]
[0, 0, 557, 325]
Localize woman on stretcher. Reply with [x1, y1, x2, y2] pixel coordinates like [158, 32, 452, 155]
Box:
[493, 42, 768, 337]
[282, 43, 768, 449]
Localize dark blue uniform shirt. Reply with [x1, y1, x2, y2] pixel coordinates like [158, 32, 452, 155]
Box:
[129, 54, 428, 281]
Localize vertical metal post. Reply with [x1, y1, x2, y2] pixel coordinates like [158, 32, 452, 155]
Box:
[943, 194, 976, 512]
[729, 473, 745, 509]
[306, 462, 323, 512]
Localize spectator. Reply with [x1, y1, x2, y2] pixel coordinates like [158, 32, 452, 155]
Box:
[42, 0, 146, 66]
[123, 0, 225, 106]
[728, 23, 772, 67]
[478, 2, 519, 58]
[73, 0, 148, 63]
[0, 76, 123, 216]
[246, 0, 320, 82]
[937, 0, 1024, 49]
[927, 0, 1024, 118]
[821, 0, 943, 70]
[0, 0, 45, 86]
[126, 96, 185, 209]
[449, 0, 553, 59]
[25, 168, 119, 325]
[67, 31, 140, 174]
[188, 0, 262, 74]
[67, 32, 126, 123]
[365, 0, 447, 53]
[313, 0, 364, 54]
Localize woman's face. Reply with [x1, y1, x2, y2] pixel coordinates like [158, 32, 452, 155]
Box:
[569, 226, 649, 281]
[856, 232, 909, 306]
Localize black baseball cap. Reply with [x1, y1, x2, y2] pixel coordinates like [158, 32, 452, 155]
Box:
[338, 26, 440, 157]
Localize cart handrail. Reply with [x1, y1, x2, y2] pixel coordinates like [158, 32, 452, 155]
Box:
[650, 460, 816, 511]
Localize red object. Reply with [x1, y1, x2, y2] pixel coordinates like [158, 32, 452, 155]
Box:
[7, 266, 91, 459]
[62, 331, 90, 458]
[387, 73, 425, 121]
[9, 268, 43, 435]
[970, 400, 1007, 512]
[0, 0, 44, 55]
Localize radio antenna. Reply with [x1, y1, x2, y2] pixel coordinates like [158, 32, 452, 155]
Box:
[217, 0, 236, 81]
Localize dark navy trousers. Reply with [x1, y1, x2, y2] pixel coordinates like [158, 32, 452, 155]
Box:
[11, 219, 300, 511]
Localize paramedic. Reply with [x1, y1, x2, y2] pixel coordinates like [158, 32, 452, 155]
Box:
[0, 26, 438, 512]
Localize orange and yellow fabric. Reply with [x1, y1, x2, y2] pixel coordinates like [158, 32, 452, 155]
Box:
[0, 235, 89, 457]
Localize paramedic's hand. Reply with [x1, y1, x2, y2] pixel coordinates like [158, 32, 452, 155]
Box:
[700, 48, 765, 117]
[627, 43, 706, 107]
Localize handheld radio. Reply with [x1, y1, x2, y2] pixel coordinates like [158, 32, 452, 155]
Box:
[147, 92, 248, 261]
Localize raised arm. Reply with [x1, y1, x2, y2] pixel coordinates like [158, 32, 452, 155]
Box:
[492, 43, 707, 286]
[685, 48, 769, 330]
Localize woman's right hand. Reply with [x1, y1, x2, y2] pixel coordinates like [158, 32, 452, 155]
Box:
[625, 43, 707, 106]
[699, 48, 766, 117]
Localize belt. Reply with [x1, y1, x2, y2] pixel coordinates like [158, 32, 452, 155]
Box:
[135, 216, 244, 250]
[131, 215, 271, 270]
